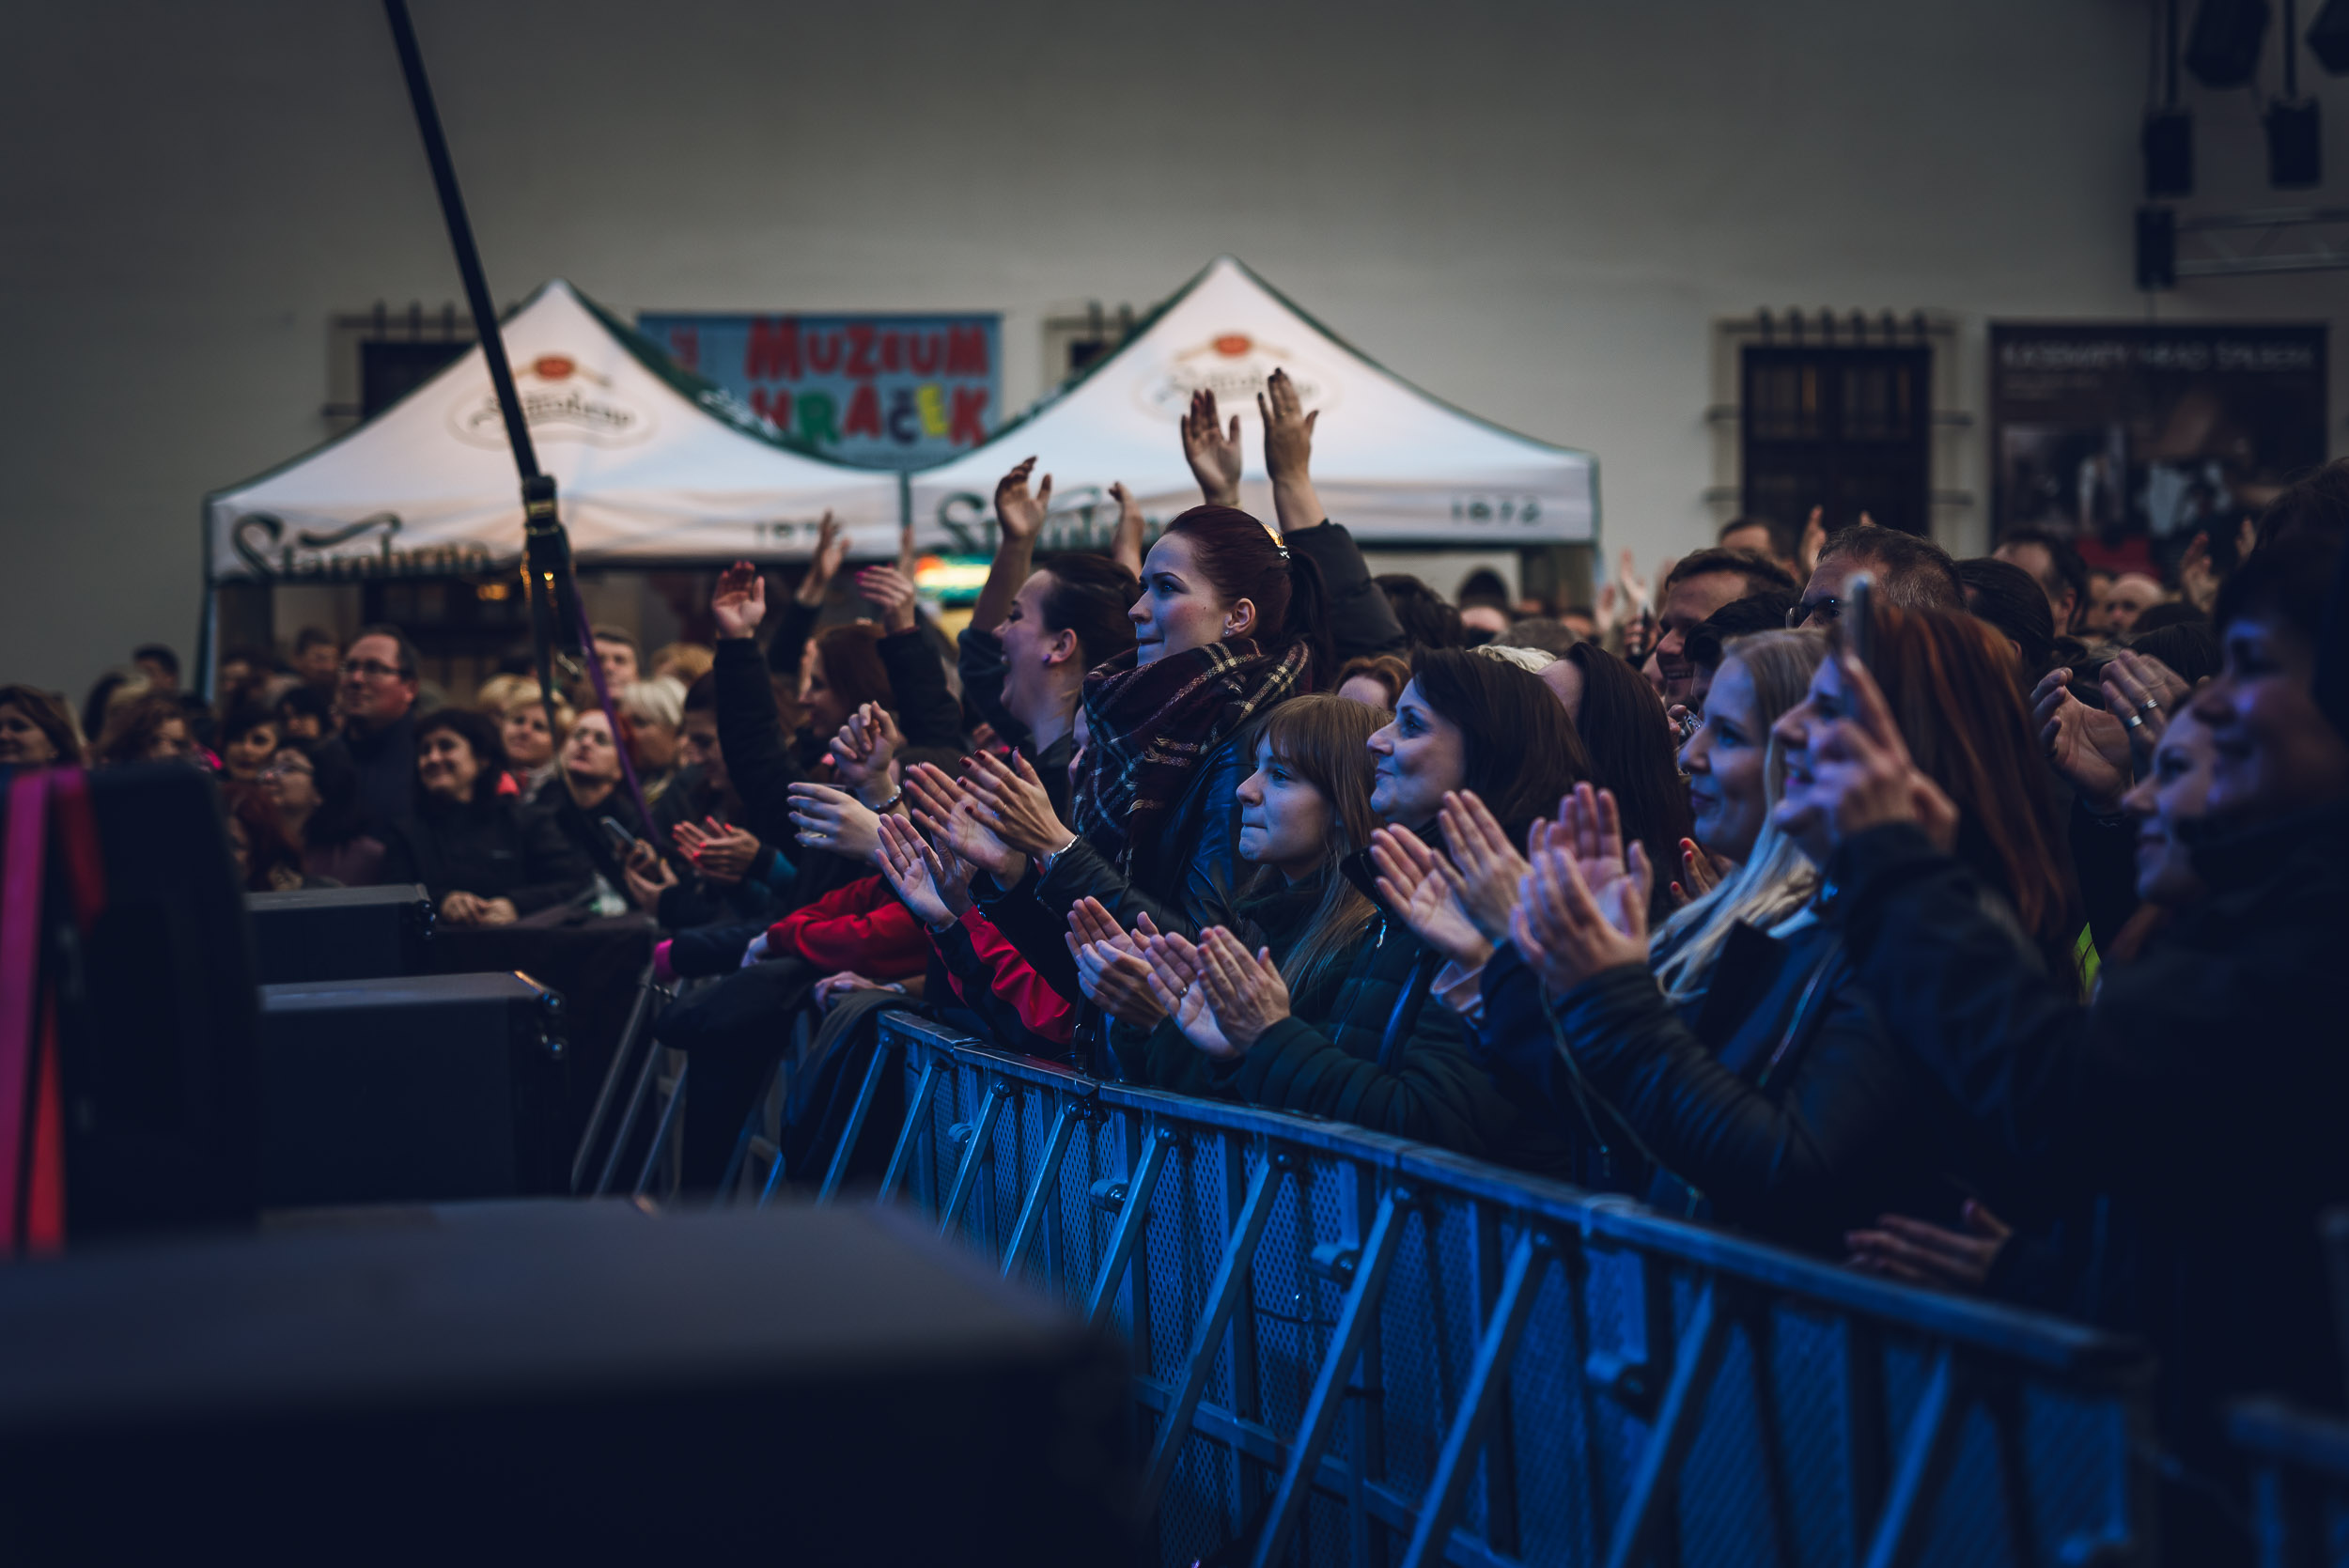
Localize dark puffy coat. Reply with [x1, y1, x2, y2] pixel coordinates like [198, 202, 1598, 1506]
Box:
[381, 791, 593, 914]
[1516, 914, 2006, 1255]
[1283, 520, 1408, 663]
[1826, 806, 2349, 1481]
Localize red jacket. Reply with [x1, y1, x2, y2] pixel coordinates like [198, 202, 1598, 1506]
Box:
[767, 876, 927, 979]
[941, 908, 1074, 1045]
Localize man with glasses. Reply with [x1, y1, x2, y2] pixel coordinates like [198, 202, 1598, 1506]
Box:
[1788, 522, 1965, 629]
[1641, 549, 1797, 703]
[339, 624, 422, 833]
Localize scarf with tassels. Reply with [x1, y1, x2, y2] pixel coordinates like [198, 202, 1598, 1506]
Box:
[1071, 639, 1309, 868]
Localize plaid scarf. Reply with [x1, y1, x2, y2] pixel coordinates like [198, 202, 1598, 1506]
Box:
[1071, 639, 1308, 867]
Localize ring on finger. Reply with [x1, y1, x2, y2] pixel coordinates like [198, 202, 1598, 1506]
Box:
[2139, 698, 2160, 713]
[2123, 713, 2144, 731]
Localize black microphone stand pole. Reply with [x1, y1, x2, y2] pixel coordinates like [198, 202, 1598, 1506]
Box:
[379, 0, 653, 826]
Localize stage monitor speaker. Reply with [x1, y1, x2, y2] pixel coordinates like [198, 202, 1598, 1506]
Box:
[2268, 98, 2323, 185]
[257, 971, 568, 1207]
[55, 765, 260, 1239]
[246, 883, 434, 984]
[2188, 0, 2273, 86]
[2142, 107, 2194, 196]
[2312, 0, 2349, 71]
[0, 1202, 1134, 1563]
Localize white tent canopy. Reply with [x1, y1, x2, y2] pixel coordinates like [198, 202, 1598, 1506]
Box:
[907, 256, 1596, 555]
[206, 279, 903, 583]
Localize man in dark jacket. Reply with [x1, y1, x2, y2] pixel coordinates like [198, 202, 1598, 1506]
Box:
[338, 625, 422, 834]
[1799, 528, 2349, 1559]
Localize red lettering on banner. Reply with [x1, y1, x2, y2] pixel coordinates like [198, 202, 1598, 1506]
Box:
[946, 326, 989, 377]
[745, 318, 800, 380]
[667, 327, 700, 372]
[807, 332, 842, 374]
[843, 383, 883, 439]
[847, 323, 877, 379]
[879, 332, 902, 373]
[910, 333, 942, 374]
[949, 386, 988, 445]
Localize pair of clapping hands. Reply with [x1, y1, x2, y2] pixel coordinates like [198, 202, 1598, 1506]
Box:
[2030, 650, 2193, 815]
[1370, 785, 1656, 997]
[858, 750, 1074, 924]
[1064, 899, 1289, 1060]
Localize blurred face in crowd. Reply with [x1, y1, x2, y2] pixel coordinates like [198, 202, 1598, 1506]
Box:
[502, 703, 557, 771]
[1539, 656, 1585, 722]
[0, 703, 59, 768]
[1646, 569, 1750, 702]
[1720, 522, 1774, 559]
[416, 728, 481, 802]
[562, 710, 624, 789]
[295, 639, 340, 686]
[223, 720, 278, 781]
[145, 716, 198, 766]
[2103, 574, 2165, 636]
[1560, 609, 1598, 643]
[801, 648, 850, 738]
[2083, 570, 2117, 634]
[135, 656, 178, 694]
[2123, 712, 2217, 908]
[1131, 533, 1250, 667]
[1991, 540, 2077, 631]
[1680, 652, 1770, 864]
[1236, 737, 1333, 883]
[1000, 570, 1076, 724]
[2190, 612, 2349, 822]
[1794, 551, 1871, 629]
[264, 748, 319, 818]
[218, 657, 256, 697]
[594, 636, 639, 691]
[628, 712, 680, 775]
[681, 710, 729, 795]
[1335, 674, 1393, 710]
[1367, 679, 1467, 828]
[279, 704, 323, 743]
[1460, 605, 1510, 639]
[340, 634, 417, 729]
[1767, 654, 1855, 866]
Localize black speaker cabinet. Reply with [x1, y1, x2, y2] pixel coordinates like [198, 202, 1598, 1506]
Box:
[257, 971, 568, 1207]
[246, 883, 434, 984]
[0, 1203, 1134, 1564]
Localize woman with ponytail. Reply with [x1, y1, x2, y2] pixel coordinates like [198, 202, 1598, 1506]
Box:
[954, 498, 1335, 961]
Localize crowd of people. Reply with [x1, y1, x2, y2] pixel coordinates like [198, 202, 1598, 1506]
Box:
[5, 367, 2343, 1556]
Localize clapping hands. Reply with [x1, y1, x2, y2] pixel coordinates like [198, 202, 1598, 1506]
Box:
[1513, 786, 1654, 994]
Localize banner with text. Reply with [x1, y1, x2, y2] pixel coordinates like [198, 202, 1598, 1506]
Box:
[638, 311, 1000, 472]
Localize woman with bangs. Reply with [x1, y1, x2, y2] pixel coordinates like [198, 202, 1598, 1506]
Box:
[1492, 604, 2072, 1253]
[1085, 693, 1540, 1164]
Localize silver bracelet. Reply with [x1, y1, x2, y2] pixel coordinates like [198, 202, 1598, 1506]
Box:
[1035, 833, 1080, 877]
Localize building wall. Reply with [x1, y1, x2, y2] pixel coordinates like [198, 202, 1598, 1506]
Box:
[2, 0, 2341, 696]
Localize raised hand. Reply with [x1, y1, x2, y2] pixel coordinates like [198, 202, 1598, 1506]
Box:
[673, 818, 760, 884]
[904, 762, 1023, 884]
[876, 813, 970, 925]
[1179, 388, 1243, 506]
[1797, 505, 1828, 581]
[711, 560, 769, 640]
[1195, 926, 1291, 1049]
[828, 701, 906, 801]
[1511, 835, 1653, 994]
[1614, 549, 1653, 614]
[2099, 650, 2186, 767]
[855, 564, 920, 635]
[1258, 367, 1325, 534]
[1552, 783, 1629, 897]
[2031, 667, 2131, 813]
[2177, 533, 2221, 617]
[962, 749, 1074, 858]
[795, 512, 846, 607]
[994, 457, 1051, 544]
[1107, 481, 1146, 577]
[1669, 837, 1729, 907]
[1437, 790, 1528, 942]
[1069, 936, 1167, 1028]
[787, 781, 883, 865]
[1369, 826, 1490, 967]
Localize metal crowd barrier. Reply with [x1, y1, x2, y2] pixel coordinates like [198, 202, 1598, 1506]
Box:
[2232, 1400, 2349, 1568]
[842, 1017, 2156, 1568]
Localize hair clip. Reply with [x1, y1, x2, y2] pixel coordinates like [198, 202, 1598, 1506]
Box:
[1276, 546, 1291, 560]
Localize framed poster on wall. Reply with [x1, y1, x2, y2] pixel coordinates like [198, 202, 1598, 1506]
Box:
[1989, 321, 2326, 572]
